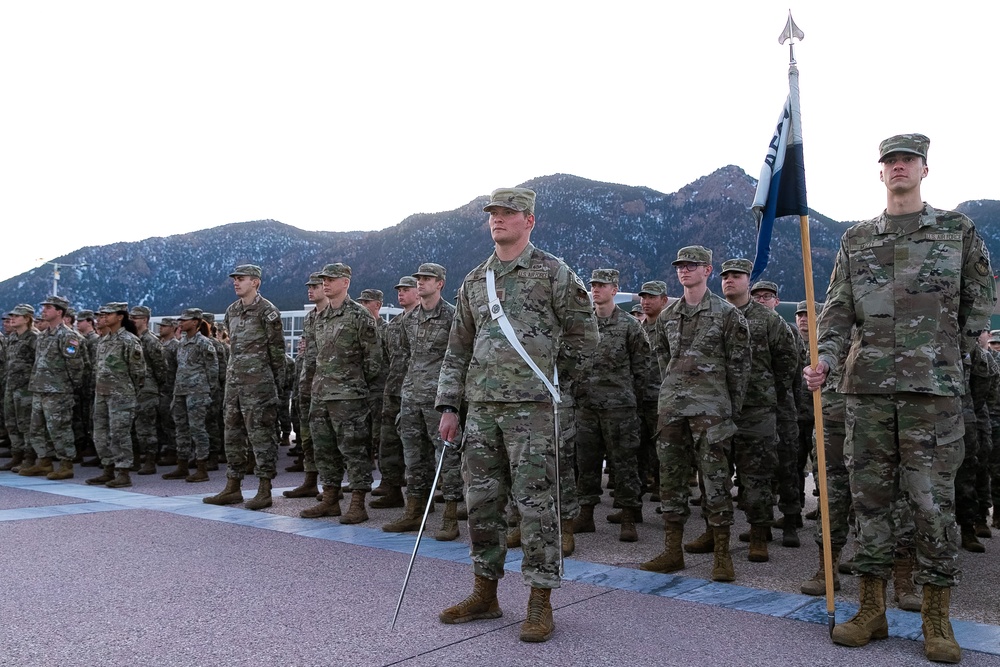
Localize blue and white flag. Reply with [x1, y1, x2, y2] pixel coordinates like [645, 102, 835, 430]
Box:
[750, 64, 808, 283]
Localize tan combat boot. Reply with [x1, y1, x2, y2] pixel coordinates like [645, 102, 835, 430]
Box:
[383, 495, 427, 533]
[711, 525, 735, 582]
[506, 527, 522, 548]
[283, 471, 319, 498]
[801, 547, 841, 596]
[922, 584, 961, 663]
[561, 519, 575, 557]
[203, 477, 244, 505]
[340, 490, 369, 524]
[17, 451, 38, 473]
[46, 459, 74, 481]
[137, 452, 157, 475]
[244, 478, 273, 510]
[439, 575, 502, 624]
[19, 456, 54, 477]
[608, 506, 643, 524]
[748, 525, 770, 562]
[435, 501, 460, 541]
[300, 486, 341, 518]
[832, 575, 888, 647]
[162, 459, 189, 480]
[519, 587, 554, 643]
[684, 519, 715, 554]
[640, 519, 685, 573]
[85, 465, 115, 486]
[106, 469, 132, 488]
[619, 508, 638, 543]
[370, 484, 405, 509]
[572, 504, 595, 533]
[185, 459, 210, 483]
[892, 554, 921, 612]
[960, 525, 985, 553]
[0, 451, 24, 471]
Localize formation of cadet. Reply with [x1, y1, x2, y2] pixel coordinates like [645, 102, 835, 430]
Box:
[2, 151, 1000, 657]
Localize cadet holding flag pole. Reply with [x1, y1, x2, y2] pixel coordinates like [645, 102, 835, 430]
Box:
[434, 187, 597, 643]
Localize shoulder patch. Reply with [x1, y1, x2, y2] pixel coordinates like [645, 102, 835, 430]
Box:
[266, 310, 279, 322]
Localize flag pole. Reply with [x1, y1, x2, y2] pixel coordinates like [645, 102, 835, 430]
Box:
[779, 11, 837, 636]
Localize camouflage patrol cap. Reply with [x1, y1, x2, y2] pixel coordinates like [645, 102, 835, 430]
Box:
[631, 303, 643, 313]
[795, 300, 824, 315]
[358, 289, 384, 302]
[317, 263, 352, 279]
[878, 133, 929, 162]
[672, 246, 712, 266]
[589, 269, 620, 285]
[395, 276, 418, 289]
[637, 280, 668, 297]
[77, 309, 95, 321]
[483, 188, 536, 214]
[413, 263, 447, 280]
[201, 312, 216, 323]
[178, 307, 204, 321]
[720, 258, 753, 275]
[64, 308, 76, 319]
[129, 305, 151, 319]
[40, 295, 70, 311]
[229, 264, 263, 278]
[158, 317, 177, 327]
[990, 334, 1000, 344]
[750, 280, 779, 295]
[11, 303, 35, 317]
[305, 272, 323, 286]
[97, 302, 128, 315]
[991, 329, 1000, 337]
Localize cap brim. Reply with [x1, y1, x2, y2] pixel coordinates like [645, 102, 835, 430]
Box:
[879, 148, 923, 162]
[483, 203, 526, 213]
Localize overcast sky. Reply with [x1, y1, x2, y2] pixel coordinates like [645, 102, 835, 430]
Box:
[2, 1, 996, 284]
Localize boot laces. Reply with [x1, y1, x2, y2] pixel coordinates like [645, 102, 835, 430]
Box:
[526, 593, 547, 624]
[924, 587, 953, 638]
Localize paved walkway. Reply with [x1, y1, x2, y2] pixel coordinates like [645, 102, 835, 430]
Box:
[1, 471, 999, 666]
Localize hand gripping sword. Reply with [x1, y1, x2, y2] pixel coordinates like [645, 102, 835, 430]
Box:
[390, 438, 458, 630]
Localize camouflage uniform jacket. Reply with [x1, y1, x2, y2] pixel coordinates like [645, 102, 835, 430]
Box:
[653, 289, 751, 420]
[224, 294, 285, 396]
[310, 297, 381, 402]
[298, 306, 322, 398]
[970, 344, 996, 423]
[160, 337, 179, 396]
[818, 204, 996, 395]
[208, 337, 228, 392]
[399, 298, 455, 406]
[138, 329, 169, 396]
[640, 319, 662, 404]
[383, 310, 413, 399]
[794, 330, 815, 422]
[369, 315, 389, 396]
[436, 242, 598, 407]
[174, 331, 219, 396]
[29, 323, 86, 394]
[5, 329, 38, 391]
[988, 349, 1000, 429]
[94, 327, 146, 397]
[581, 307, 649, 410]
[736, 299, 798, 410]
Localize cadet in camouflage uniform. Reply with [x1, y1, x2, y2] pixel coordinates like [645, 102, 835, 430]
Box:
[129, 306, 168, 475]
[955, 339, 995, 552]
[163, 308, 218, 483]
[283, 273, 328, 499]
[369, 276, 419, 509]
[383, 263, 462, 539]
[75, 309, 100, 462]
[806, 134, 996, 661]
[640, 247, 751, 583]
[299, 263, 382, 524]
[636, 280, 670, 502]
[86, 303, 146, 488]
[358, 288, 388, 464]
[980, 331, 1000, 535]
[157, 317, 179, 462]
[436, 187, 598, 643]
[201, 312, 228, 468]
[1, 305, 38, 472]
[573, 269, 649, 543]
[203, 265, 286, 511]
[20, 296, 87, 480]
[277, 352, 295, 447]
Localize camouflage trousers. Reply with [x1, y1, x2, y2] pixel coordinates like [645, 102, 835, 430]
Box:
[311, 398, 371, 491]
[731, 407, 779, 526]
[157, 392, 176, 454]
[29, 393, 77, 461]
[400, 401, 462, 500]
[954, 416, 980, 528]
[172, 392, 212, 461]
[845, 393, 963, 588]
[798, 418, 816, 501]
[464, 401, 561, 589]
[133, 392, 160, 457]
[638, 401, 660, 493]
[774, 418, 801, 516]
[278, 390, 292, 438]
[658, 415, 735, 526]
[223, 389, 279, 480]
[991, 422, 1000, 515]
[94, 393, 137, 469]
[4, 386, 33, 453]
[71, 388, 90, 455]
[207, 390, 224, 457]
[974, 418, 993, 523]
[576, 406, 641, 509]
[507, 401, 579, 525]
[297, 392, 316, 473]
[812, 414, 852, 549]
[378, 393, 406, 487]
[367, 393, 383, 462]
